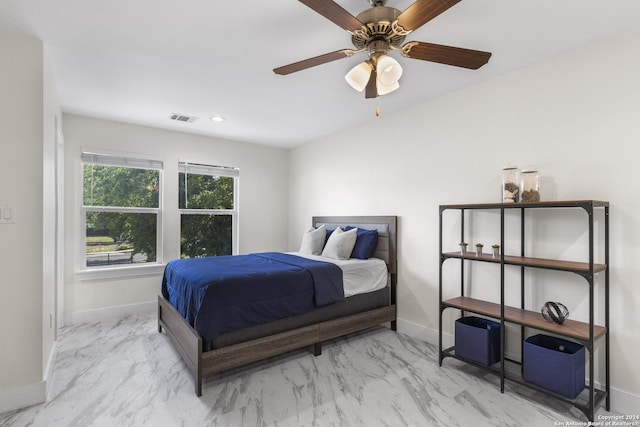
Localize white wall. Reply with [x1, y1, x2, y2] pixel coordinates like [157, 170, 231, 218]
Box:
[42, 47, 61, 382]
[289, 28, 640, 411]
[62, 115, 289, 318]
[0, 31, 60, 412]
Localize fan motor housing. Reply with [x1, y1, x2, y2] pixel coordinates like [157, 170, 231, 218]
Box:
[351, 7, 406, 49]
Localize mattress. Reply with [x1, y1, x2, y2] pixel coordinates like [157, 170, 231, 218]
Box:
[288, 252, 388, 297]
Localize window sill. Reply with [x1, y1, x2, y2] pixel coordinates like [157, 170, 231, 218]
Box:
[77, 263, 165, 281]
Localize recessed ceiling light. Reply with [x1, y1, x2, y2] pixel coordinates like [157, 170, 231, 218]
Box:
[210, 115, 225, 123]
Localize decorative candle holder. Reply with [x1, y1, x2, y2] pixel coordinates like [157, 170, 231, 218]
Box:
[492, 244, 500, 258]
[459, 242, 468, 255]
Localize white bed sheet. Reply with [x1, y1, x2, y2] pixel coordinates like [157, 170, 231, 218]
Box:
[289, 252, 389, 297]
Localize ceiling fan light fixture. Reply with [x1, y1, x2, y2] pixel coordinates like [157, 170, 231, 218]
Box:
[274, 0, 491, 99]
[345, 61, 373, 92]
[376, 54, 402, 86]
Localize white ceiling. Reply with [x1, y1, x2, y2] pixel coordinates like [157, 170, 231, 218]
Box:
[1, 1, 639, 148]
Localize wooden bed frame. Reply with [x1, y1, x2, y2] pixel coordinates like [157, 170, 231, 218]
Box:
[158, 215, 397, 396]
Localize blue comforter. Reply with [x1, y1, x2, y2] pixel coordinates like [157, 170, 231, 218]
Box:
[161, 252, 344, 341]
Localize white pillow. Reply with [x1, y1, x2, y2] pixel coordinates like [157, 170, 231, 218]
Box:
[322, 227, 358, 260]
[299, 224, 326, 255]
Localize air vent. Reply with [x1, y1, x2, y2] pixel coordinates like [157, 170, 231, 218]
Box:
[169, 113, 197, 123]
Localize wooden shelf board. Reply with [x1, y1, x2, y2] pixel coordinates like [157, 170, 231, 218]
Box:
[443, 296, 607, 342]
[440, 200, 609, 210]
[443, 252, 606, 274]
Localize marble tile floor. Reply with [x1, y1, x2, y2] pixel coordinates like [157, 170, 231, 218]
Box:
[0, 313, 613, 427]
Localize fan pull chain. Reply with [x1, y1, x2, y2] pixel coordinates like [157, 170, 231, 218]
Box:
[375, 106, 380, 116]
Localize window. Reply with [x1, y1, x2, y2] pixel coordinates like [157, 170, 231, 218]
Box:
[179, 162, 238, 258]
[82, 151, 163, 268]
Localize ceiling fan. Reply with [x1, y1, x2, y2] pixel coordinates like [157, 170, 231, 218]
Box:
[273, 0, 492, 99]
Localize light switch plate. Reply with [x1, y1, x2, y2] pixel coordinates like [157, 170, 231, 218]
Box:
[0, 203, 16, 224]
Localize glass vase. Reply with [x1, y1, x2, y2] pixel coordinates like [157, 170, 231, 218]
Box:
[502, 166, 519, 203]
[520, 169, 541, 202]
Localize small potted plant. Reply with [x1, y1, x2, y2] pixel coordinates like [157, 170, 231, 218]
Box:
[475, 243, 484, 256]
[492, 244, 500, 258]
[459, 242, 468, 255]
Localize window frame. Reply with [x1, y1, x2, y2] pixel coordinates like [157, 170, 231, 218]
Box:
[78, 149, 164, 277]
[178, 161, 239, 257]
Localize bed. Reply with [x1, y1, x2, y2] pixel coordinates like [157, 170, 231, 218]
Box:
[158, 215, 397, 396]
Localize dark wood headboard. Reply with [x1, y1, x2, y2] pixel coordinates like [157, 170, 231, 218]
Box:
[312, 216, 397, 275]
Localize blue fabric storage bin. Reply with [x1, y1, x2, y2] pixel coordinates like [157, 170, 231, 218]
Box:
[455, 316, 501, 366]
[523, 334, 585, 399]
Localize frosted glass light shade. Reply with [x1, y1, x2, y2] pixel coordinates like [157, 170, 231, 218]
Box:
[376, 78, 399, 96]
[345, 62, 372, 92]
[376, 55, 402, 86]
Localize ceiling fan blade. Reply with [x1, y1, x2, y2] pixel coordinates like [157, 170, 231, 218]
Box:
[298, 0, 363, 32]
[365, 67, 378, 99]
[396, 0, 461, 32]
[402, 41, 491, 69]
[273, 49, 355, 75]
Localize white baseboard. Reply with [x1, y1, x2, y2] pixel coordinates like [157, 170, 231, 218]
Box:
[0, 381, 46, 415]
[64, 301, 156, 326]
[396, 317, 640, 416]
[44, 340, 57, 400]
[2, 302, 155, 415]
[0, 338, 59, 415]
[397, 317, 453, 348]
[609, 388, 640, 418]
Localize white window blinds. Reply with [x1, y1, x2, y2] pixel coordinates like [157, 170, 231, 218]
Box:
[82, 151, 163, 170]
[178, 162, 239, 177]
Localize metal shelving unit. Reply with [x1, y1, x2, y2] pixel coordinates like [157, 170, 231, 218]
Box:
[438, 200, 610, 421]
